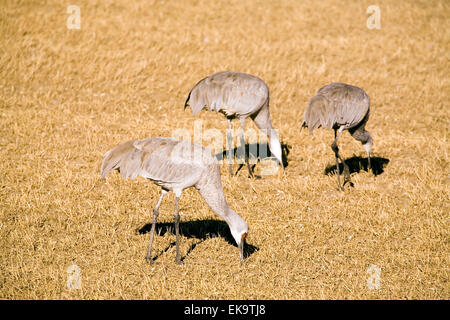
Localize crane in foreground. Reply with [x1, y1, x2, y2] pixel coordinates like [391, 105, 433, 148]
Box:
[184, 71, 283, 178]
[302, 82, 373, 190]
[100, 137, 249, 264]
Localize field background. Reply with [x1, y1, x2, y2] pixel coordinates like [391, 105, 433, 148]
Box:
[1, 0, 448, 299]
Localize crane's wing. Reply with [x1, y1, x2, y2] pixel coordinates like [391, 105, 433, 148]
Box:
[135, 138, 210, 184]
[185, 71, 268, 117]
[318, 83, 370, 129]
[100, 138, 215, 186]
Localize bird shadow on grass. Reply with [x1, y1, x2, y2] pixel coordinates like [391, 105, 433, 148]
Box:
[215, 142, 291, 177]
[137, 219, 259, 263]
[324, 156, 390, 177]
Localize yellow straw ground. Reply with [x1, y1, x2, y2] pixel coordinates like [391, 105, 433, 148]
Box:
[0, 0, 448, 299]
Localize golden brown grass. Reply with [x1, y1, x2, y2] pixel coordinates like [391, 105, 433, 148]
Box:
[0, 0, 448, 299]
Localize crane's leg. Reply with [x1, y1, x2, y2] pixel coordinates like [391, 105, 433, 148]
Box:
[331, 131, 342, 190]
[239, 118, 254, 178]
[342, 160, 351, 184]
[146, 189, 167, 263]
[173, 195, 182, 265]
[332, 127, 350, 190]
[226, 119, 234, 176]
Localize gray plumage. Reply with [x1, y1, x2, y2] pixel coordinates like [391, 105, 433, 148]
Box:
[100, 137, 249, 264]
[302, 82, 373, 189]
[185, 71, 283, 177]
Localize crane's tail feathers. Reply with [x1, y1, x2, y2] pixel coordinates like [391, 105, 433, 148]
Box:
[100, 140, 140, 180]
[302, 94, 333, 134]
[300, 120, 317, 134]
[184, 91, 191, 110]
[100, 149, 118, 180]
[184, 76, 211, 115]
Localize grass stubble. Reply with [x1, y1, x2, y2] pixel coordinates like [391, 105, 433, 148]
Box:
[0, 0, 448, 299]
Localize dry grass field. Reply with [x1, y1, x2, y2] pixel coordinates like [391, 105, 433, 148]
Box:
[0, 0, 449, 299]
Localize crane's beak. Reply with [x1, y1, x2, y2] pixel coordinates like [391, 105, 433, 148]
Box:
[239, 233, 247, 263]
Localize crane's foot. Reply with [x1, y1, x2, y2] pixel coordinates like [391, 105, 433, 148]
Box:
[343, 171, 353, 188]
[343, 174, 354, 188]
[342, 179, 354, 188]
[338, 170, 354, 190]
[342, 163, 353, 185]
[244, 155, 255, 178]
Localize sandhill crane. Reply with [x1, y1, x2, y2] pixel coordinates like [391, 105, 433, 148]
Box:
[302, 82, 373, 190]
[184, 71, 283, 177]
[100, 137, 249, 264]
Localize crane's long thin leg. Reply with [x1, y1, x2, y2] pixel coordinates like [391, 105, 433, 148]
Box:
[173, 195, 182, 265]
[226, 119, 234, 176]
[239, 118, 254, 178]
[146, 189, 167, 263]
[332, 127, 349, 190]
[332, 143, 342, 190]
[337, 127, 351, 183]
[331, 128, 342, 190]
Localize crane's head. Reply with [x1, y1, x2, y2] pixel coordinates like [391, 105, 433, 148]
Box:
[227, 210, 249, 263]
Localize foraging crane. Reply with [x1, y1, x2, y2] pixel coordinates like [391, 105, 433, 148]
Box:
[302, 82, 373, 190]
[184, 71, 283, 177]
[100, 137, 249, 264]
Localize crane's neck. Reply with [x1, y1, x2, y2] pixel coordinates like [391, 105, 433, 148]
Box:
[362, 133, 373, 155]
[268, 129, 283, 165]
[196, 175, 248, 247]
[351, 128, 372, 154]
